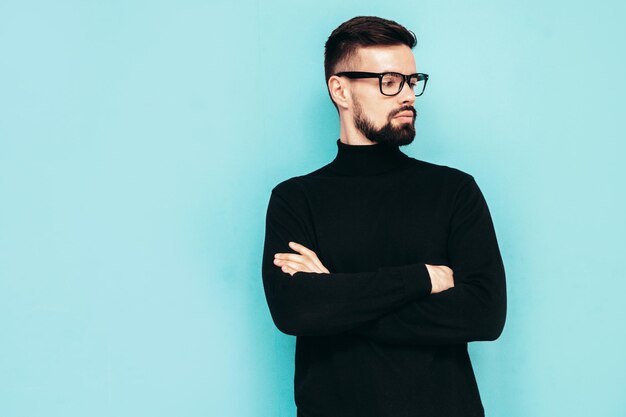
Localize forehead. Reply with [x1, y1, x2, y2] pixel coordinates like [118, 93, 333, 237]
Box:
[354, 44, 416, 73]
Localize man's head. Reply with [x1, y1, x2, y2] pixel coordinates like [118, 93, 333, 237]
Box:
[324, 16, 424, 147]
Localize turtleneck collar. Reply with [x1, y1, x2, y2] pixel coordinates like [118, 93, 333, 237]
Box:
[327, 138, 411, 176]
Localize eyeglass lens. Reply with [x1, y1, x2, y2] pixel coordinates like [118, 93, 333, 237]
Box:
[381, 73, 425, 96]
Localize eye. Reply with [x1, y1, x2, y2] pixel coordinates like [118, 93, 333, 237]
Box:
[381, 74, 401, 87]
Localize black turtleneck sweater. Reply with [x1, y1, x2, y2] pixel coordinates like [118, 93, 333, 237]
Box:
[262, 139, 506, 417]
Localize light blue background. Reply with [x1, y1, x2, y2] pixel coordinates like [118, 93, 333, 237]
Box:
[1, 1, 625, 416]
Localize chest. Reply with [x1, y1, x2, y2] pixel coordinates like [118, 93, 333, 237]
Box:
[304, 175, 454, 271]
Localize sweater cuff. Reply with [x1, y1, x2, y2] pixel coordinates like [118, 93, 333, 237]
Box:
[397, 263, 432, 300]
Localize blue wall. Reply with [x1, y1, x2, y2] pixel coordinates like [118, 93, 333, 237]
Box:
[1, 1, 625, 416]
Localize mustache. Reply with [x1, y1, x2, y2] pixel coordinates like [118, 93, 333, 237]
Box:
[389, 106, 417, 119]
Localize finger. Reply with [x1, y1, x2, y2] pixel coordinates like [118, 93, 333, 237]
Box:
[289, 241, 315, 256]
[282, 265, 297, 276]
[278, 259, 311, 273]
[288, 242, 327, 273]
[308, 257, 327, 274]
[274, 258, 303, 271]
[275, 253, 307, 263]
[309, 255, 328, 274]
[277, 252, 324, 274]
[278, 262, 297, 275]
[286, 258, 323, 274]
[275, 253, 321, 272]
[275, 255, 321, 274]
[274, 258, 304, 273]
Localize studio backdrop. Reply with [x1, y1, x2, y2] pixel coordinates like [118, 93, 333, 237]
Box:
[1, 1, 625, 416]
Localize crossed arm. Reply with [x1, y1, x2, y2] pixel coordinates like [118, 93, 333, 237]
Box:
[262, 177, 506, 344]
[273, 241, 454, 295]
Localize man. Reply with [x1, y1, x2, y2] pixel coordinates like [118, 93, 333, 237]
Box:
[262, 16, 506, 417]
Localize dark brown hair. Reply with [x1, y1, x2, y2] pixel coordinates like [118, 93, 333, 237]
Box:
[324, 16, 417, 108]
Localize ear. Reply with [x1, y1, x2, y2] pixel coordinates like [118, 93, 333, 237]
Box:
[328, 75, 350, 110]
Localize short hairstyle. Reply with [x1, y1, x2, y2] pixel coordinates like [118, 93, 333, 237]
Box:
[324, 16, 417, 110]
[324, 16, 417, 106]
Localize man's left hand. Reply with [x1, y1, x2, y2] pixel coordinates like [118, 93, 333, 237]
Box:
[274, 241, 330, 276]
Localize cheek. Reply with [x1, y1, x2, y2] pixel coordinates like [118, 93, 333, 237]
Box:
[369, 98, 393, 120]
[364, 100, 387, 120]
[370, 108, 391, 128]
[379, 105, 396, 124]
[357, 95, 393, 126]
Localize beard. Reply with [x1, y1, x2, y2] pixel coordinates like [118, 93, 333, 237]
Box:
[353, 99, 416, 147]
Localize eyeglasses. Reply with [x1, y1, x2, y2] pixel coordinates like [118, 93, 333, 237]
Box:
[334, 71, 429, 97]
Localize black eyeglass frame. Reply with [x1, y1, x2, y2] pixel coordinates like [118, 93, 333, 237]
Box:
[334, 71, 429, 97]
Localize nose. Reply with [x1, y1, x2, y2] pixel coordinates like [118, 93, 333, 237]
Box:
[398, 80, 416, 105]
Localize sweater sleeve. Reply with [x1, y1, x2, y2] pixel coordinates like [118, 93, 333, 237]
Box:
[262, 182, 432, 337]
[348, 176, 507, 345]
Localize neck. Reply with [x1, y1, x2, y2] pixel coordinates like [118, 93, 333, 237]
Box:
[327, 138, 410, 176]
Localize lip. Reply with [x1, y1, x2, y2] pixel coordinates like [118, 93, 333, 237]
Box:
[394, 111, 415, 118]
[393, 114, 415, 123]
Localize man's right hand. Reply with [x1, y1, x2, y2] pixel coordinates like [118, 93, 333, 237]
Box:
[425, 264, 454, 294]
